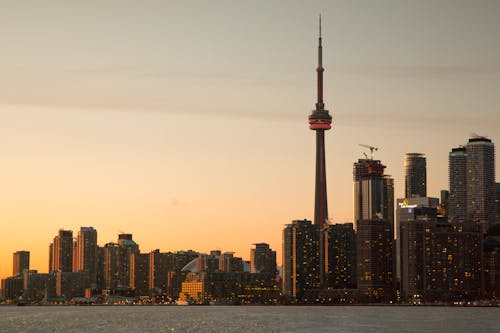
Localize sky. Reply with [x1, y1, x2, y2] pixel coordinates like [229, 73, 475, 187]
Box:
[1, 0, 499, 280]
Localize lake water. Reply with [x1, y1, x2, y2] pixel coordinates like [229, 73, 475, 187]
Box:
[0, 306, 498, 332]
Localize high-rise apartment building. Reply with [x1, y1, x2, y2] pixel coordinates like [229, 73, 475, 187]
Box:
[117, 234, 139, 289]
[103, 243, 120, 290]
[250, 243, 277, 275]
[449, 147, 467, 222]
[50, 229, 73, 272]
[496, 183, 500, 224]
[12, 251, 30, 276]
[354, 158, 394, 301]
[130, 252, 150, 296]
[325, 223, 356, 289]
[466, 136, 496, 229]
[75, 227, 98, 287]
[404, 153, 427, 198]
[149, 250, 175, 296]
[282, 219, 320, 301]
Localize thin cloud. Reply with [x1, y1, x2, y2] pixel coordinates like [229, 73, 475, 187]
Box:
[342, 63, 500, 79]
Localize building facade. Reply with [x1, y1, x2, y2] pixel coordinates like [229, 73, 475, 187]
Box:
[466, 136, 496, 230]
[354, 158, 394, 301]
[282, 219, 320, 301]
[449, 146, 467, 223]
[75, 227, 98, 288]
[50, 229, 73, 272]
[13, 251, 30, 276]
[404, 153, 427, 198]
[325, 223, 356, 289]
[250, 243, 277, 275]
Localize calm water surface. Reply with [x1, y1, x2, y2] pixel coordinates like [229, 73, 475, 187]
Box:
[0, 306, 498, 332]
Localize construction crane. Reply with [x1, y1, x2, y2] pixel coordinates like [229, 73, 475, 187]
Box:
[359, 144, 379, 159]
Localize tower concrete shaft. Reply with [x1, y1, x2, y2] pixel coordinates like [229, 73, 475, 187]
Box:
[314, 130, 328, 229]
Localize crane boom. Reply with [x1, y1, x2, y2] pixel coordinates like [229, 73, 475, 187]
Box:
[359, 144, 379, 159]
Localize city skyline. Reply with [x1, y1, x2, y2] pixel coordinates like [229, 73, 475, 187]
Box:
[1, 1, 500, 280]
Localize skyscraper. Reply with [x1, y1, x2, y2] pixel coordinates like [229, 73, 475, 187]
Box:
[449, 146, 467, 222]
[404, 153, 426, 198]
[466, 136, 496, 229]
[75, 227, 98, 287]
[282, 219, 320, 301]
[325, 223, 356, 289]
[496, 183, 500, 224]
[12, 251, 29, 276]
[103, 242, 120, 290]
[353, 158, 394, 301]
[117, 233, 139, 289]
[50, 229, 73, 272]
[308, 17, 332, 231]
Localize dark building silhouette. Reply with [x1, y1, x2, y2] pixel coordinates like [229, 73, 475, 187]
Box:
[13, 251, 29, 276]
[404, 153, 427, 198]
[103, 242, 120, 290]
[354, 158, 394, 301]
[496, 183, 500, 224]
[50, 229, 73, 272]
[250, 243, 277, 275]
[130, 252, 150, 296]
[325, 223, 356, 289]
[23, 270, 49, 302]
[75, 227, 98, 288]
[484, 224, 500, 298]
[117, 234, 139, 289]
[466, 136, 496, 230]
[282, 219, 320, 301]
[449, 146, 467, 222]
[438, 190, 450, 218]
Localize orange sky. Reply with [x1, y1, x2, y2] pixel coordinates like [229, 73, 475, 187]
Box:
[1, 1, 499, 280]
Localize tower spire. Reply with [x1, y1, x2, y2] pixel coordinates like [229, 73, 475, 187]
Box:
[317, 14, 324, 110]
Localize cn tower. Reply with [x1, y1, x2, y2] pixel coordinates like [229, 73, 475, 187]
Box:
[309, 16, 332, 230]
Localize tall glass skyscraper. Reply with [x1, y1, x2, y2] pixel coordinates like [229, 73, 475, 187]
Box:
[449, 146, 467, 222]
[353, 158, 394, 301]
[76, 227, 98, 286]
[404, 153, 426, 198]
[282, 219, 320, 300]
[466, 136, 496, 229]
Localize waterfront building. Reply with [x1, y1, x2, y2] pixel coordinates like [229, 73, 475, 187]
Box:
[75, 227, 98, 287]
[282, 219, 320, 301]
[250, 243, 277, 275]
[449, 146, 467, 222]
[23, 270, 49, 302]
[12, 250, 29, 276]
[354, 158, 394, 301]
[130, 252, 149, 296]
[404, 153, 427, 198]
[398, 197, 482, 302]
[55, 270, 87, 300]
[149, 250, 175, 296]
[466, 136, 496, 230]
[325, 223, 356, 289]
[117, 234, 139, 289]
[496, 183, 500, 224]
[1, 276, 24, 300]
[484, 224, 500, 298]
[50, 229, 73, 272]
[103, 242, 120, 290]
